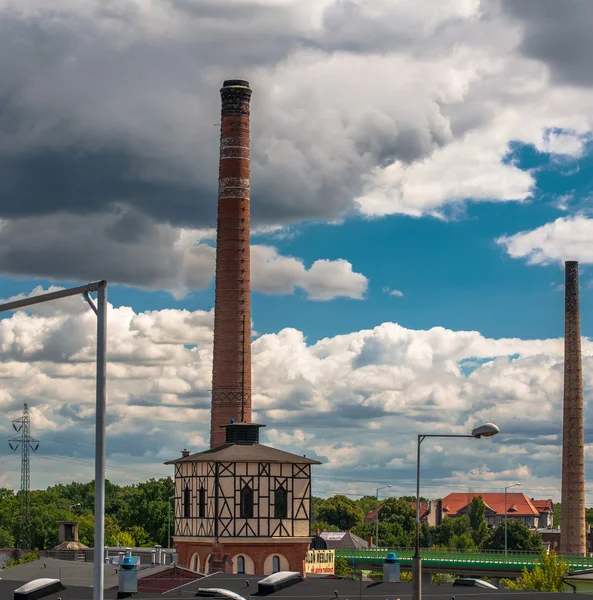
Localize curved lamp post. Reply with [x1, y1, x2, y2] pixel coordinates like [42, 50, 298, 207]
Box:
[412, 423, 500, 600]
[505, 482, 521, 560]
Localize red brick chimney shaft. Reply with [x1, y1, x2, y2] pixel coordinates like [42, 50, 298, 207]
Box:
[210, 80, 253, 448]
[559, 260, 586, 554]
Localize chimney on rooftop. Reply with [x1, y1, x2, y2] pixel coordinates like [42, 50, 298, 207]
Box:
[181, 449, 190, 458]
[210, 80, 253, 449]
[559, 261, 586, 555]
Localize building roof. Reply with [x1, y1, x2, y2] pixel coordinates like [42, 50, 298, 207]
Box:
[0, 557, 178, 589]
[165, 443, 321, 465]
[0, 579, 97, 600]
[440, 493, 540, 516]
[532, 498, 554, 512]
[157, 572, 590, 599]
[317, 531, 369, 549]
[1, 571, 582, 600]
[54, 540, 89, 551]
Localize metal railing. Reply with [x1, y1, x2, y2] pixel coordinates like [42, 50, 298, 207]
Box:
[335, 547, 593, 569]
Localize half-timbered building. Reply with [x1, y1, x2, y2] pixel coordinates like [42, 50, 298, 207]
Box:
[166, 422, 320, 576]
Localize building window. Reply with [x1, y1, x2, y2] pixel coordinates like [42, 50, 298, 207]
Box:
[240, 485, 253, 518]
[199, 486, 206, 518]
[274, 485, 287, 519]
[184, 485, 191, 518]
[272, 556, 280, 573]
[237, 556, 245, 574]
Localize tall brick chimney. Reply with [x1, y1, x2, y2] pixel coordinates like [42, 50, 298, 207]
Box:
[210, 80, 253, 448]
[559, 260, 586, 554]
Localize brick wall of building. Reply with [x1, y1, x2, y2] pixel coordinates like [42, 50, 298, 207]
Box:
[175, 539, 310, 577]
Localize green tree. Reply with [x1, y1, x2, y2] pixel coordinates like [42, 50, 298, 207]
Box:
[77, 516, 95, 547]
[317, 495, 364, 531]
[553, 503, 561, 529]
[8, 552, 38, 567]
[435, 516, 475, 549]
[356, 496, 379, 519]
[450, 532, 475, 549]
[379, 498, 416, 532]
[420, 522, 436, 548]
[468, 496, 489, 547]
[334, 557, 353, 578]
[0, 527, 15, 547]
[127, 525, 153, 547]
[311, 521, 340, 534]
[483, 520, 543, 552]
[502, 551, 567, 592]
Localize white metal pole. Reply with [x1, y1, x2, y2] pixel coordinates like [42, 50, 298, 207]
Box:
[94, 282, 107, 600]
[504, 486, 508, 561]
[375, 488, 379, 559]
[412, 435, 422, 600]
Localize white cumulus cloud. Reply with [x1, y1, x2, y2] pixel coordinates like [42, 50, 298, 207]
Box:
[496, 215, 593, 265]
[0, 291, 589, 502]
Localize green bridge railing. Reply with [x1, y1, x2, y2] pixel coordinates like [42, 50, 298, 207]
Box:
[335, 547, 593, 571]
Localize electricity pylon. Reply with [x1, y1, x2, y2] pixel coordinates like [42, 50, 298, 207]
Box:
[9, 403, 39, 550]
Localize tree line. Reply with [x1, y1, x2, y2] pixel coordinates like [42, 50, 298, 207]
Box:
[312, 494, 544, 552]
[0, 478, 173, 550]
[0, 478, 564, 553]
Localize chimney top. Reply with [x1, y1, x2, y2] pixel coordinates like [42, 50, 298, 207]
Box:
[181, 449, 190, 458]
[223, 79, 250, 88]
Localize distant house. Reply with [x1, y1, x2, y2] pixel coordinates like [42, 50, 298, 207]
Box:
[440, 493, 542, 529]
[364, 500, 442, 526]
[531, 498, 554, 528]
[311, 531, 371, 550]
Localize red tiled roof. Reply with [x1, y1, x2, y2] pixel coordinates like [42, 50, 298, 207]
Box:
[532, 499, 553, 512]
[440, 493, 540, 516]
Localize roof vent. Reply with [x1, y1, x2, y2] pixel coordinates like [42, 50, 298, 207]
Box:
[195, 589, 247, 599]
[223, 422, 265, 445]
[258, 571, 302, 594]
[14, 578, 65, 600]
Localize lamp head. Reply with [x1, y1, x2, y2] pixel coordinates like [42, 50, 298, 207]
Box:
[471, 423, 500, 438]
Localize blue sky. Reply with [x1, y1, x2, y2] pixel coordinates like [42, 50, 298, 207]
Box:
[1, 0, 593, 501]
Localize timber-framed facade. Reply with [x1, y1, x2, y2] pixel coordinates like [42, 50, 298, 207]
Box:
[166, 424, 321, 576]
[172, 459, 313, 539]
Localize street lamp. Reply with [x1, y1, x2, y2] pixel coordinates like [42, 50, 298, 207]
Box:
[168, 495, 174, 549]
[69, 503, 81, 517]
[376, 485, 392, 557]
[505, 483, 521, 560]
[412, 423, 500, 600]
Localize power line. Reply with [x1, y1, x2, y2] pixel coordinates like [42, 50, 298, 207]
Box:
[35, 454, 170, 479]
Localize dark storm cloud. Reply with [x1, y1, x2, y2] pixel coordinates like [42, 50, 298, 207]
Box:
[0, 210, 216, 291]
[0, 1, 450, 230]
[502, 0, 593, 87]
[0, 147, 217, 226]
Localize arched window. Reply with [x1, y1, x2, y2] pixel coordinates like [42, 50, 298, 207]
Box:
[272, 555, 280, 573]
[199, 486, 206, 518]
[237, 555, 245, 574]
[183, 485, 191, 518]
[240, 485, 253, 518]
[274, 485, 287, 519]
